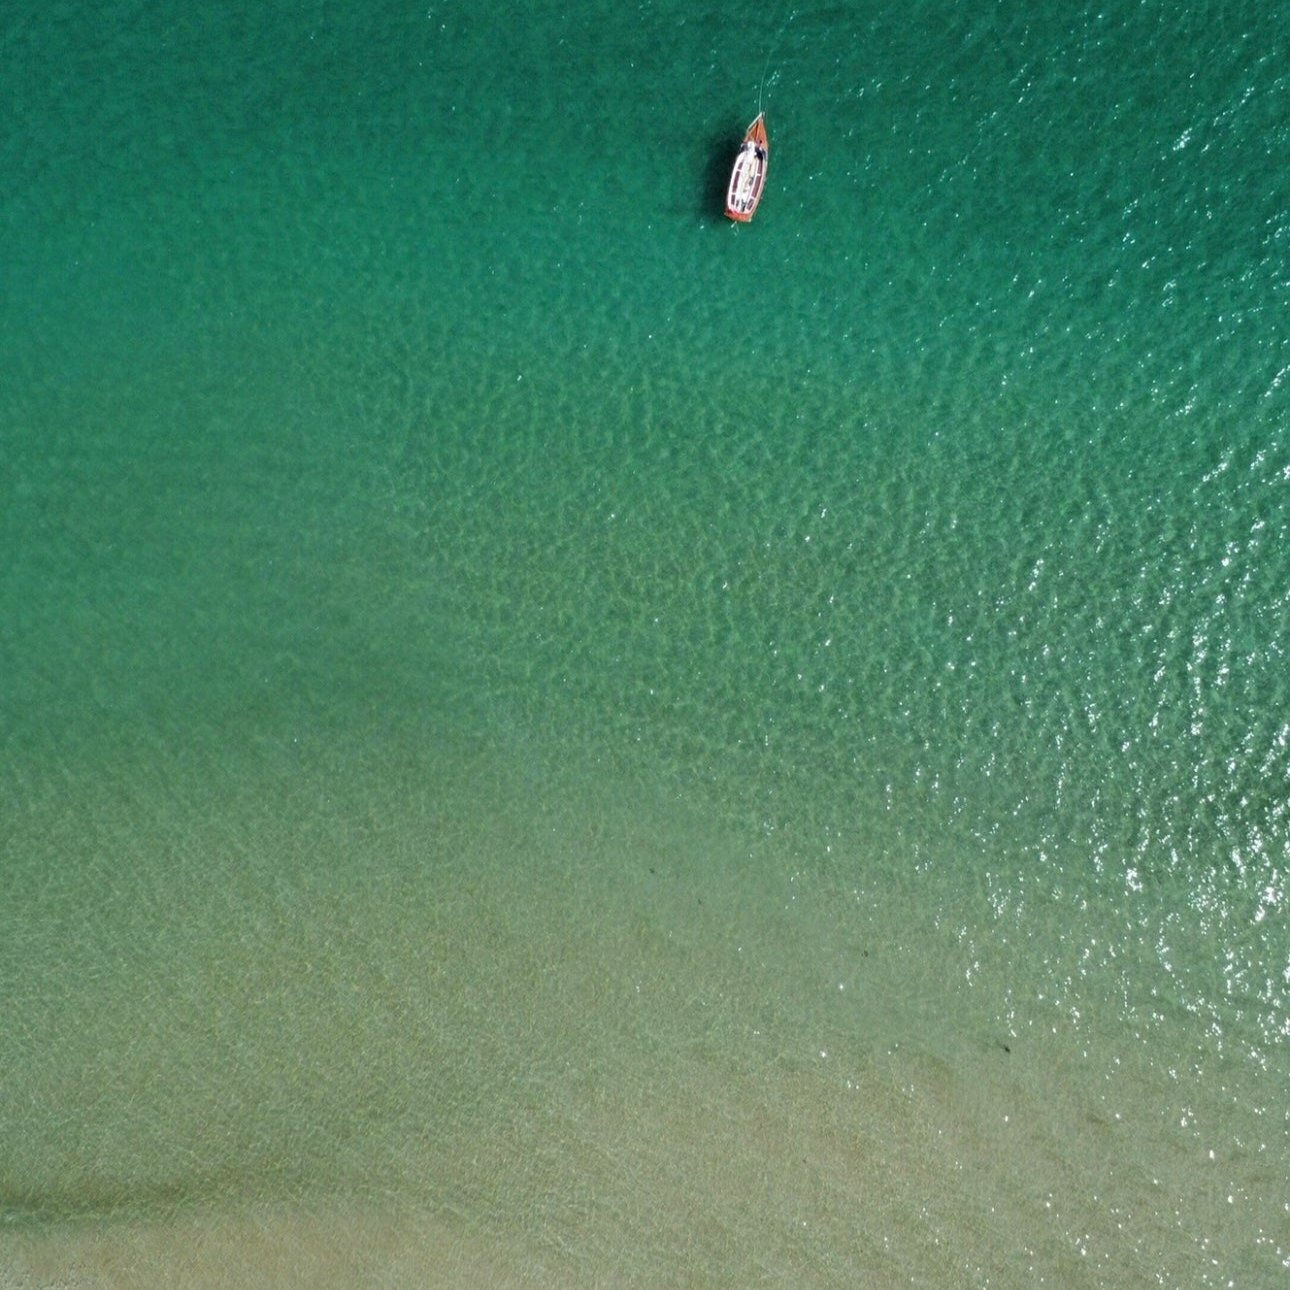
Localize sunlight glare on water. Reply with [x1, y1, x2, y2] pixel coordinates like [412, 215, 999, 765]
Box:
[2, 0, 1288, 1284]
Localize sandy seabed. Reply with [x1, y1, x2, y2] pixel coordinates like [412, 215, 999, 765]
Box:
[4, 1011, 1278, 1290]
[4, 745, 1282, 1287]
[3, 1205, 544, 1290]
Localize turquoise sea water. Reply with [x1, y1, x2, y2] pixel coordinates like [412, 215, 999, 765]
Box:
[3, 0, 1287, 1284]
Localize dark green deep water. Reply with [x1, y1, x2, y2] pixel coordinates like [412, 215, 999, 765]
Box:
[3, 1, 1287, 1283]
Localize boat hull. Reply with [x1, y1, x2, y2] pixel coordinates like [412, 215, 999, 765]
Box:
[725, 113, 769, 222]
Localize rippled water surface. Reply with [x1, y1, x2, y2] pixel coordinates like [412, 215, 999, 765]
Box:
[3, 0, 1287, 1284]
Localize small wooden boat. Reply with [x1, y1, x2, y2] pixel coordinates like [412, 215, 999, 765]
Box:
[725, 113, 769, 222]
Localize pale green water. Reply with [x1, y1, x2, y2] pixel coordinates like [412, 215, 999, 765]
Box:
[3, 0, 1288, 1284]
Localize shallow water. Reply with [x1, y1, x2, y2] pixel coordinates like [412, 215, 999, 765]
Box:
[3, 0, 1288, 1284]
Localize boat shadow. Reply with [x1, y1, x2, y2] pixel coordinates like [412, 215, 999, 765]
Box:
[699, 129, 741, 224]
